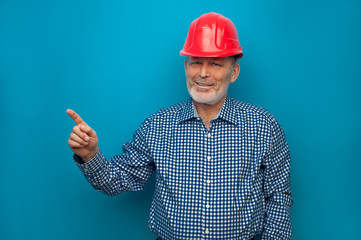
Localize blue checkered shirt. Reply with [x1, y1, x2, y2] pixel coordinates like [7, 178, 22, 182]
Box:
[75, 96, 292, 239]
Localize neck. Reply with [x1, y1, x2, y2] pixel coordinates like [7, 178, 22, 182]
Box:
[193, 96, 227, 129]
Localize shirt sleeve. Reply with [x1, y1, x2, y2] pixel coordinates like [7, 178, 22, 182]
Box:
[262, 118, 293, 239]
[74, 117, 156, 196]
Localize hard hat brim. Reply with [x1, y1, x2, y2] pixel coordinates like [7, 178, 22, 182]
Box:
[180, 49, 243, 59]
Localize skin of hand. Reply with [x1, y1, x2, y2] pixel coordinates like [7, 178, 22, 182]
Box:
[66, 109, 99, 162]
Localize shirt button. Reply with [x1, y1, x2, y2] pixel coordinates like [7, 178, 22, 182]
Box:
[197, 117, 200, 120]
[207, 180, 211, 184]
[207, 133, 211, 138]
[206, 204, 210, 208]
[205, 229, 209, 234]
[207, 156, 211, 161]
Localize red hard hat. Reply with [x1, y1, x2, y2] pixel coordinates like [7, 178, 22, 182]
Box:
[180, 12, 243, 59]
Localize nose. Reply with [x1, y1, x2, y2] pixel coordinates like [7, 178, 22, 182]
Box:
[199, 64, 210, 78]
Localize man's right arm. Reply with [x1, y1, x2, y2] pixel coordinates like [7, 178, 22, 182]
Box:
[66, 109, 156, 196]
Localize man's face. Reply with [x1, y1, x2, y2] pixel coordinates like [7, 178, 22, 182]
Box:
[184, 57, 240, 106]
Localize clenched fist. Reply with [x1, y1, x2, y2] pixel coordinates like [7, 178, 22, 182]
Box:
[66, 109, 98, 162]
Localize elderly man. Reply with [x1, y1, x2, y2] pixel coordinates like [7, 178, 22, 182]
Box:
[67, 12, 292, 240]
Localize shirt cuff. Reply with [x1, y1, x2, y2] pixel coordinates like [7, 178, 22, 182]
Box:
[73, 150, 105, 177]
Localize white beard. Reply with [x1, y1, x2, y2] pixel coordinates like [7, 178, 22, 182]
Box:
[188, 84, 229, 105]
[188, 74, 232, 105]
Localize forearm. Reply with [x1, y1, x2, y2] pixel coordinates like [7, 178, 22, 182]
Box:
[262, 192, 292, 239]
[75, 150, 154, 196]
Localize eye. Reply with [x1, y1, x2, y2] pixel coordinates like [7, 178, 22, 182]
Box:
[212, 63, 222, 67]
[190, 61, 201, 65]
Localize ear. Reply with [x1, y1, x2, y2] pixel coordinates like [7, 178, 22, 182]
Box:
[230, 63, 240, 83]
[184, 59, 188, 76]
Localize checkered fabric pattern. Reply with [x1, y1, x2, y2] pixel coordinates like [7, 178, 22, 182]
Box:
[75, 96, 292, 239]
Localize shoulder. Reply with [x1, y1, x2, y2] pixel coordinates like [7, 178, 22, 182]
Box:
[140, 99, 190, 126]
[228, 97, 277, 124]
[157, 99, 190, 116]
[229, 98, 287, 142]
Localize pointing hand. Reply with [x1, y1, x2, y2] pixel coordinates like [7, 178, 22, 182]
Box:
[66, 109, 99, 162]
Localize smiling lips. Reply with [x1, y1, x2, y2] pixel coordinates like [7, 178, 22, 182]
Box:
[195, 81, 214, 87]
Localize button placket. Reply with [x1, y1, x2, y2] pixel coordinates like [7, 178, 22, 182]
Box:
[203, 126, 214, 238]
[202, 124, 212, 239]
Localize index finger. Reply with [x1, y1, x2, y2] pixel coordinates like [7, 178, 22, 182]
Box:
[66, 109, 85, 125]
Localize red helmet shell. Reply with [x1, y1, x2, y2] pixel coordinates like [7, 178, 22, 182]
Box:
[180, 12, 243, 59]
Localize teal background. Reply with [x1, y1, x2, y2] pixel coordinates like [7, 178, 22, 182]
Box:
[1, 0, 360, 239]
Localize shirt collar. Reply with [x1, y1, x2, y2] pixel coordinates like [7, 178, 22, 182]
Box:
[177, 98, 195, 123]
[218, 96, 238, 125]
[177, 96, 238, 125]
